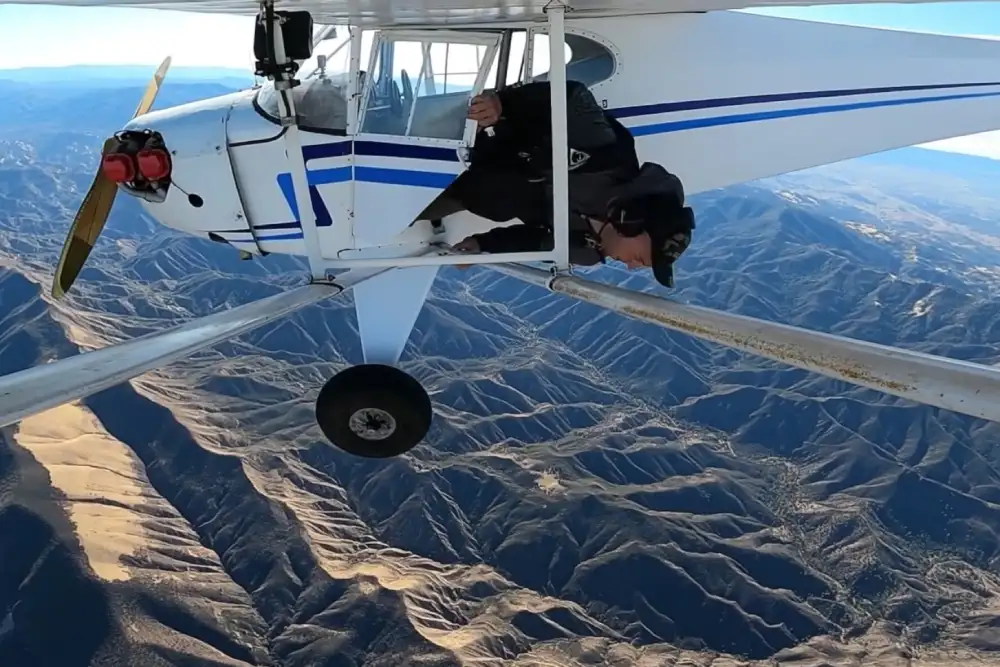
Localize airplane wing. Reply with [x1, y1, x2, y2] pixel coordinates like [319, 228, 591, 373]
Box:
[599, 10, 1000, 196]
[2, 0, 997, 24]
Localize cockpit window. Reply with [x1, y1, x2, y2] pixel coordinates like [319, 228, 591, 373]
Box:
[484, 29, 616, 90]
[257, 74, 351, 132]
[528, 32, 616, 87]
[360, 36, 498, 141]
[255, 26, 375, 133]
[255, 26, 613, 134]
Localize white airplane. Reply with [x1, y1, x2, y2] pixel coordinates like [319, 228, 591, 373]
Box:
[3, 0, 1000, 458]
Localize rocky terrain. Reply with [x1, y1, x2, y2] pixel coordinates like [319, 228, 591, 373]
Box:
[2, 69, 1000, 666]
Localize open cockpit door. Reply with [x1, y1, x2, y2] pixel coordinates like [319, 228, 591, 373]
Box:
[351, 29, 501, 247]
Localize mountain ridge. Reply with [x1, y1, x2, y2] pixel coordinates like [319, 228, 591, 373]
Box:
[3, 73, 1000, 665]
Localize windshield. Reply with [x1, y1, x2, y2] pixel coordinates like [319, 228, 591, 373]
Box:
[255, 25, 375, 132]
[299, 25, 355, 80]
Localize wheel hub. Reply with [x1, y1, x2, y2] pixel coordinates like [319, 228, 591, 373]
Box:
[348, 408, 397, 441]
[315, 364, 432, 458]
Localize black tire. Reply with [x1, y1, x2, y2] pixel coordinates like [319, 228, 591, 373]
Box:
[315, 364, 432, 458]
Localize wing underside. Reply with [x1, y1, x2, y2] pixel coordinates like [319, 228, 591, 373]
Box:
[3, 0, 997, 24]
[598, 11, 1000, 195]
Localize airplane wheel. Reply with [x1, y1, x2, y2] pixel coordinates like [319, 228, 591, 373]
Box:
[315, 364, 432, 458]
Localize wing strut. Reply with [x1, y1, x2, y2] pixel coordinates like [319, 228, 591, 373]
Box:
[263, 1, 325, 281]
[0, 268, 383, 430]
[493, 264, 1000, 423]
[547, 0, 572, 272]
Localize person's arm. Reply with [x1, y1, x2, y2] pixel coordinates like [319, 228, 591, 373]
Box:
[494, 81, 554, 125]
[469, 224, 552, 254]
[495, 80, 618, 152]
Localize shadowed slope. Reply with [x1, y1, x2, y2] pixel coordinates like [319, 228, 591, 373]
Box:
[4, 74, 1000, 664]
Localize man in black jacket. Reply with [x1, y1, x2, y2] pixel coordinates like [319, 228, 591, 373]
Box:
[424, 79, 695, 287]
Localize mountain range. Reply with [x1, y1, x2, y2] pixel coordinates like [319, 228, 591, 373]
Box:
[2, 67, 1000, 666]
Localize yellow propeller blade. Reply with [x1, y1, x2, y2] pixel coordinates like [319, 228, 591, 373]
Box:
[134, 56, 171, 119]
[51, 139, 118, 300]
[51, 57, 172, 300]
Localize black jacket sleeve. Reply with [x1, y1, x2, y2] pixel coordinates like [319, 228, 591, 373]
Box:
[497, 81, 616, 146]
[471, 80, 620, 169]
[470, 220, 605, 267]
[470, 224, 552, 254]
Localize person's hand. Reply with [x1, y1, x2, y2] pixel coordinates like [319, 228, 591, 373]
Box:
[467, 92, 501, 127]
[454, 237, 480, 253]
[453, 236, 480, 270]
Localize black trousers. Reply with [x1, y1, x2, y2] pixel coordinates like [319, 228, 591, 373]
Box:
[419, 167, 549, 227]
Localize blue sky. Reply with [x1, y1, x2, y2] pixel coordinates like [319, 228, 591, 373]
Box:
[2, 2, 1000, 157]
[750, 1, 1000, 34]
[0, 4, 257, 69]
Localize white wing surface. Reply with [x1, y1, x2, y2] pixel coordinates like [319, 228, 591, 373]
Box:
[594, 11, 1000, 195]
[2, 0, 997, 25]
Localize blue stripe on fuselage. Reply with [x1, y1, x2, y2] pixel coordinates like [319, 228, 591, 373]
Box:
[629, 89, 1000, 136]
[609, 80, 1000, 119]
[302, 139, 460, 163]
[246, 82, 1000, 239]
[274, 166, 351, 227]
[355, 140, 461, 162]
[354, 166, 456, 188]
[302, 141, 352, 161]
[265, 143, 456, 233]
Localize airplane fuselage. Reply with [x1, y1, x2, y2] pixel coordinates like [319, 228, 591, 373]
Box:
[13, 2, 1000, 459]
[117, 11, 1000, 269]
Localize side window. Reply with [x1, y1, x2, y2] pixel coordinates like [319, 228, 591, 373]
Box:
[361, 36, 496, 141]
[485, 30, 529, 89]
[299, 27, 351, 81]
[301, 29, 375, 132]
[528, 32, 615, 87]
[256, 27, 376, 132]
[505, 32, 529, 86]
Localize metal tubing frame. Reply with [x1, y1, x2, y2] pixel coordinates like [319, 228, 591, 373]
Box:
[320, 249, 556, 269]
[495, 30, 512, 89]
[266, 2, 326, 280]
[338, 23, 364, 252]
[546, 0, 572, 271]
[346, 24, 364, 135]
[285, 17, 571, 273]
[0, 268, 384, 429]
[493, 263, 1000, 423]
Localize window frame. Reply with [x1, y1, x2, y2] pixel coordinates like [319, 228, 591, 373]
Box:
[524, 26, 619, 87]
[251, 25, 618, 136]
[253, 25, 376, 136]
[357, 28, 502, 145]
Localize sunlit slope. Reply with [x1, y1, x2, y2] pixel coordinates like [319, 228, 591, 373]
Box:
[2, 73, 1000, 665]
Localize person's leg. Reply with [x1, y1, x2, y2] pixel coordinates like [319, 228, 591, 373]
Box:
[415, 167, 538, 224]
[450, 167, 546, 223]
[417, 193, 467, 222]
[419, 168, 552, 255]
[415, 171, 475, 223]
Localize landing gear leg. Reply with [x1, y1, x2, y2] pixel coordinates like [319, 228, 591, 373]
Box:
[315, 364, 432, 458]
